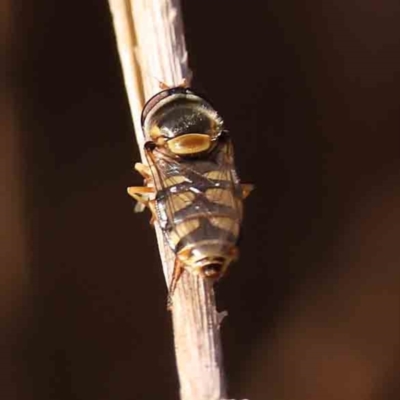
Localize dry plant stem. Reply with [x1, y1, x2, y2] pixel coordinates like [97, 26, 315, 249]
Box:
[108, 1, 227, 399]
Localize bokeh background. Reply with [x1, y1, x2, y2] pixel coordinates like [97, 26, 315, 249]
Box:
[2, 0, 400, 399]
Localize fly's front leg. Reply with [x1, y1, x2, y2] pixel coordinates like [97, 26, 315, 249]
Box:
[158, 77, 191, 91]
[130, 161, 155, 212]
[127, 185, 153, 208]
[127, 186, 157, 224]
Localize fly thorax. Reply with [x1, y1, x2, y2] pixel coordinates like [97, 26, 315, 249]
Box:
[142, 88, 223, 156]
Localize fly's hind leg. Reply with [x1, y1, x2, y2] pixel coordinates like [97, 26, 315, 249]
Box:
[167, 257, 185, 310]
[241, 183, 255, 199]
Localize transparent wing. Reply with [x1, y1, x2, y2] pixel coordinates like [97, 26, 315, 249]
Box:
[145, 138, 243, 249]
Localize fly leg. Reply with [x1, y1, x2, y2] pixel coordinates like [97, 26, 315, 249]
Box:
[158, 77, 191, 90]
[127, 186, 157, 224]
[167, 257, 185, 310]
[229, 246, 239, 262]
[134, 162, 152, 182]
[127, 185, 153, 203]
[241, 183, 255, 199]
[129, 162, 154, 213]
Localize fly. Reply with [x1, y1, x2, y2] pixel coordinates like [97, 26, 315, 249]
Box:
[128, 86, 253, 298]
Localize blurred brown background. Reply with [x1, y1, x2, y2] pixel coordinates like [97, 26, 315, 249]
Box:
[2, 0, 400, 399]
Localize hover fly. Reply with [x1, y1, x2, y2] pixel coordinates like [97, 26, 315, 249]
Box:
[128, 87, 253, 296]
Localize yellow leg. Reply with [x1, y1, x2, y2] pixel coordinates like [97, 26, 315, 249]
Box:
[229, 246, 239, 262]
[159, 78, 190, 91]
[147, 200, 157, 225]
[127, 186, 153, 202]
[134, 162, 151, 180]
[127, 186, 154, 214]
[167, 257, 185, 310]
[241, 183, 255, 199]
[179, 78, 190, 88]
[159, 81, 170, 90]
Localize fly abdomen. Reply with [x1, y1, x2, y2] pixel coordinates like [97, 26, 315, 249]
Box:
[175, 217, 239, 254]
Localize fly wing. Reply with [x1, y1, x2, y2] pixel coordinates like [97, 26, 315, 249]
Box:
[145, 137, 243, 252]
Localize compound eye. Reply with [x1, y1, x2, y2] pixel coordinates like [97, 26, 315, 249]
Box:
[203, 263, 223, 278]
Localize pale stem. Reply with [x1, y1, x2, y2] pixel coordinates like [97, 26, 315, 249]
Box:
[107, 1, 228, 399]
